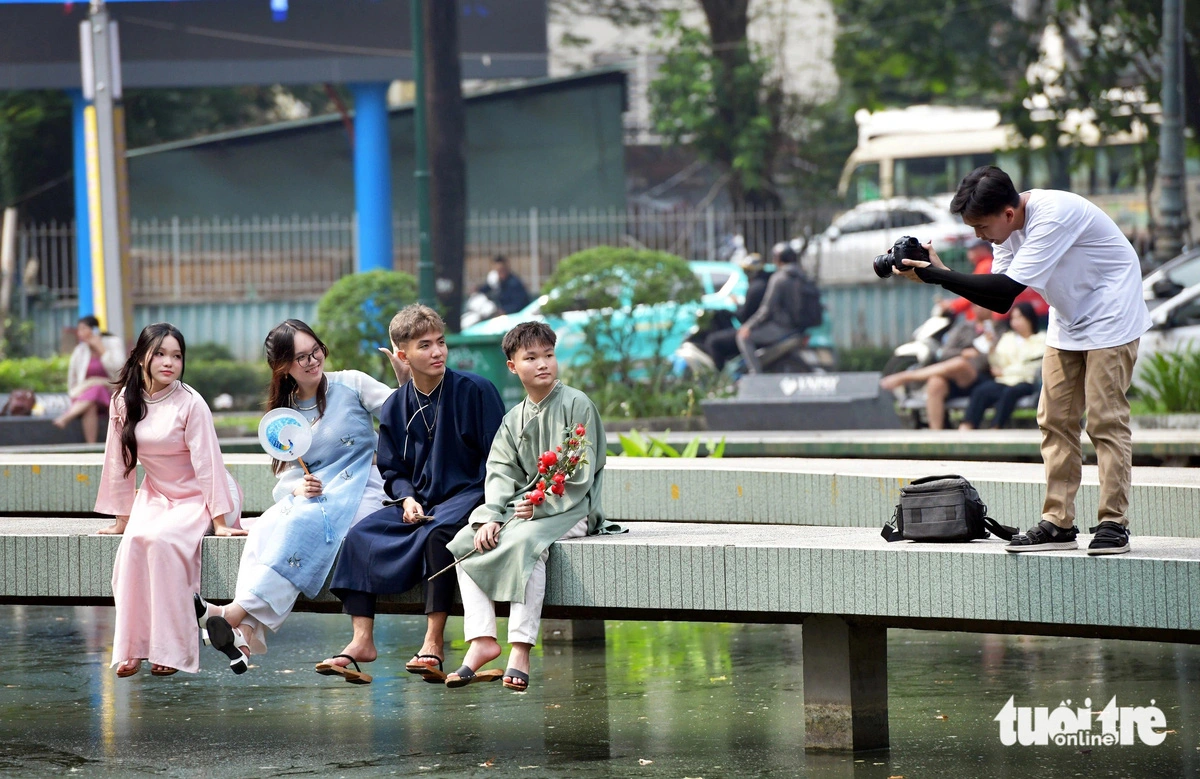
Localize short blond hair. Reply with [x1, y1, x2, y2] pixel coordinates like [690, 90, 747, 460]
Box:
[389, 304, 445, 347]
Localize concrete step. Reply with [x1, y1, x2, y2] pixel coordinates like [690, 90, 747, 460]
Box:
[3, 455, 1200, 537]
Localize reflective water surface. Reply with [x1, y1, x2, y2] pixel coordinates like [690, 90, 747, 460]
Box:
[1, 606, 1198, 777]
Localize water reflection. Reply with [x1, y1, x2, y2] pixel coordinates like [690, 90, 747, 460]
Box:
[0, 606, 1197, 777]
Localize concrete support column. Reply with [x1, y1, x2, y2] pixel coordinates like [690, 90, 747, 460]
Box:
[541, 619, 605, 644]
[69, 89, 93, 319]
[349, 82, 393, 273]
[802, 615, 889, 751]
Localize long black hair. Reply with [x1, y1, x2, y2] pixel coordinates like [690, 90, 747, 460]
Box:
[264, 319, 328, 474]
[115, 323, 187, 477]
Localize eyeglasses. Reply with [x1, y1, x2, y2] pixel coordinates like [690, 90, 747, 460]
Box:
[294, 347, 324, 368]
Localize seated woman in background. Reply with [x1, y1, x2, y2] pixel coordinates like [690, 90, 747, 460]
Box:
[960, 302, 1046, 430]
[55, 315, 126, 443]
[95, 322, 244, 678]
[196, 319, 398, 674]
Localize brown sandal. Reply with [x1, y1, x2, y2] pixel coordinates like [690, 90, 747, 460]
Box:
[314, 654, 373, 685]
[444, 665, 503, 688]
[405, 654, 447, 684]
[116, 660, 141, 678]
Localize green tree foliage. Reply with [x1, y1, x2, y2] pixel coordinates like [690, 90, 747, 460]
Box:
[123, 85, 339, 149]
[0, 91, 72, 221]
[1005, 0, 1163, 197]
[541, 246, 703, 415]
[0, 85, 345, 222]
[649, 8, 784, 210]
[831, 0, 1031, 109]
[832, 0, 1200, 206]
[314, 270, 418, 384]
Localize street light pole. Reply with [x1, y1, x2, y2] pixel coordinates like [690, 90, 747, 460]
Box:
[411, 0, 434, 306]
[79, 0, 132, 342]
[1155, 0, 1188, 264]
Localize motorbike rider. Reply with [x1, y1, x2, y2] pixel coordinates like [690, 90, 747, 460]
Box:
[736, 242, 823, 373]
[703, 253, 771, 370]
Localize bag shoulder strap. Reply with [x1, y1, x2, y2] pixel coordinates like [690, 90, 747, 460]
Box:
[983, 515, 1018, 541]
[881, 505, 904, 542]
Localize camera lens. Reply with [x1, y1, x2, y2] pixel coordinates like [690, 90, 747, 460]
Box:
[872, 253, 895, 279]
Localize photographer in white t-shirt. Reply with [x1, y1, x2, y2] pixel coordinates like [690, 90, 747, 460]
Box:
[891, 165, 1151, 556]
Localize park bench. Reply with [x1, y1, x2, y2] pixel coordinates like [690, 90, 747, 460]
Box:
[895, 383, 1039, 429]
[2, 455, 1200, 751]
[0, 392, 102, 445]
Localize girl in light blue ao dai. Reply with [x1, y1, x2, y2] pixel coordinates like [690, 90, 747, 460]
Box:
[197, 320, 395, 673]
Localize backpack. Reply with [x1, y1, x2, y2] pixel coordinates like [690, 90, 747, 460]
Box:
[881, 474, 1017, 543]
[794, 273, 824, 332]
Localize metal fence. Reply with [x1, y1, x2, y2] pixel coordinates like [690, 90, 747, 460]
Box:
[18, 207, 803, 302]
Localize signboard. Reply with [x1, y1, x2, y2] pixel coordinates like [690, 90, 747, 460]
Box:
[0, 0, 547, 89]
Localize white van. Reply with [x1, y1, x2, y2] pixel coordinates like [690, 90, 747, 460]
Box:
[837, 105, 1163, 241]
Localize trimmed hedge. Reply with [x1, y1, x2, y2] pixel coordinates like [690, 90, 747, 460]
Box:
[0, 355, 70, 392]
[0, 355, 270, 410]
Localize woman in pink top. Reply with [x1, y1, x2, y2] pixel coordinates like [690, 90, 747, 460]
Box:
[94, 322, 244, 677]
[54, 315, 126, 443]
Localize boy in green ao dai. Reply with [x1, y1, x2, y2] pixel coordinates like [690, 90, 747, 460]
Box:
[444, 322, 623, 690]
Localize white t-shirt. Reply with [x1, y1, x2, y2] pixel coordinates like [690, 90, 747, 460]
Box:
[990, 190, 1151, 350]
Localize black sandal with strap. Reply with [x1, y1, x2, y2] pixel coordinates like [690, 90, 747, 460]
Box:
[502, 668, 529, 691]
[445, 665, 504, 688]
[314, 653, 373, 685]
[406, 653, 448, 684]
[405, 654, 443, 674]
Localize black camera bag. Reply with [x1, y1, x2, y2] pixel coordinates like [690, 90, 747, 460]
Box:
[881, 474, 1016, 543]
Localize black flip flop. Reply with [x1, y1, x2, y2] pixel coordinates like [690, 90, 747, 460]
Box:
[444, 664, 503, 688]
[405, 653, 443, 675]
[314, 653, 372, 685]
[502, 668, 529, 691]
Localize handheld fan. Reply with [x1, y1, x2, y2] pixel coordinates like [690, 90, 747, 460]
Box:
[257, 407, 313, 474]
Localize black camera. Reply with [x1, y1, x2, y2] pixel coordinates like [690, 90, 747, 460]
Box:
[872, 236, 930, 279]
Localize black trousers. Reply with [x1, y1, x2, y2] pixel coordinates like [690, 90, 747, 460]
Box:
[340, 521, 460, 619]
[704, 328, 741, 370]
[964, 379, 1036, 429]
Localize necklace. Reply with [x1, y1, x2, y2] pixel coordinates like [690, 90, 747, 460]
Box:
[142, 381, 179, 404]
[295, 397, 318, 411]
[413, 378, 445, 441]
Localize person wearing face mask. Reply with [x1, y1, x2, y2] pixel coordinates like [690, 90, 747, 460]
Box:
[892, 165, 1151, 556]
[195, 319, 403, 675]
[95, 322, 244, 678]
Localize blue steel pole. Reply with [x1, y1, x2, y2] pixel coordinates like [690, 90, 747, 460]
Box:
[349, 83, 394, 273]
[69, 89, 93, 319]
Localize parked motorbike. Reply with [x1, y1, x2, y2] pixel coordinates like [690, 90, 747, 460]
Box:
[459, 292, 500, 329]
[882, 308, 954, 377]
[673, 331, 836, 377]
